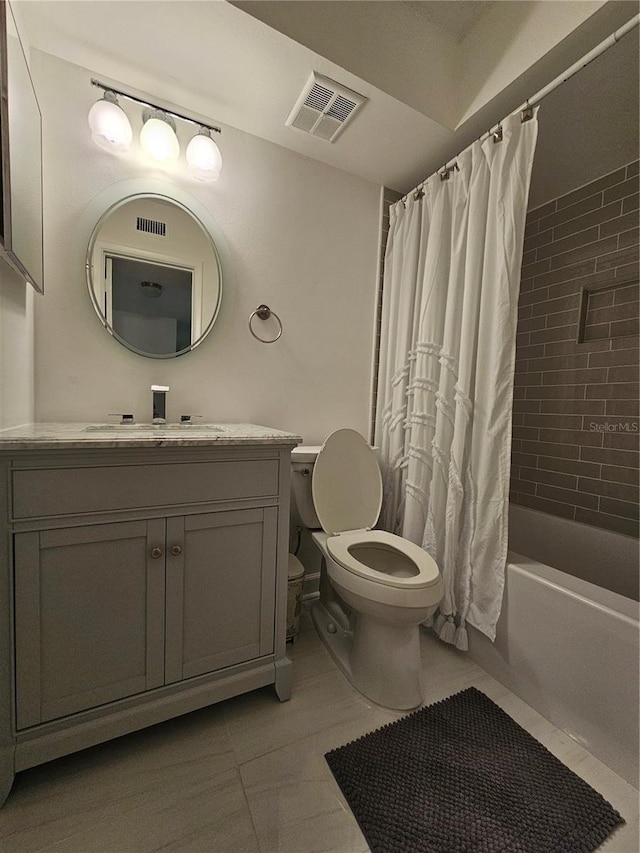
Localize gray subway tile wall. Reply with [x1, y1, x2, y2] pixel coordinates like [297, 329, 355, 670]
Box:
[511, 159, 639, 537]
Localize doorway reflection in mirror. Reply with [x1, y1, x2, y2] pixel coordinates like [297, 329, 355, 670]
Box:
[108, 256, 195, 356]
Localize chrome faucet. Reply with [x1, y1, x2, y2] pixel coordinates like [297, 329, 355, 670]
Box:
[151, 385, 170, 424]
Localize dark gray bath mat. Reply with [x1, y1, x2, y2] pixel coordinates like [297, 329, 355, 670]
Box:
[325, 686, 624, 853]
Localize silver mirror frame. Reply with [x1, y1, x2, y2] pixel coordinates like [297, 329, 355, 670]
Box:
[85, 191, 223, 359]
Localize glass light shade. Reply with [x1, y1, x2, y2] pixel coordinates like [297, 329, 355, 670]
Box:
[186, 131, 222, 181]
[140, 116, 180, 162]
[88, 96, 133, 152]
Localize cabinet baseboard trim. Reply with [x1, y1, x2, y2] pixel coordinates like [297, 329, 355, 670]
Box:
[14, 662, 277, 772]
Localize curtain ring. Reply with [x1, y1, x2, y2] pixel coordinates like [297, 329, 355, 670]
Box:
[249, 304, 283, 343]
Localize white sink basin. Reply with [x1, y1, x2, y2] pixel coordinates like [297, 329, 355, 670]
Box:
[83, 424, 227, 433]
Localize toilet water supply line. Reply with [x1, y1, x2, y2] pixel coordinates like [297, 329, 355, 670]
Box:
[404, 13, 640, 201]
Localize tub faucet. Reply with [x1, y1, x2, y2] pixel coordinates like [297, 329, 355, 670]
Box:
[151, 385, 170, 424]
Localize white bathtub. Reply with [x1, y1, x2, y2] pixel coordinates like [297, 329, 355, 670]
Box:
[507, 504, 639, 600]
[468, 506, 639, 788]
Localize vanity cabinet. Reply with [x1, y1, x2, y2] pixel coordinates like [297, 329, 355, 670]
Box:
[14, 518, 166, 728]
[0, 431, 299, 808]
[164, 508, 277, 683]
[14, 506, 278, 729]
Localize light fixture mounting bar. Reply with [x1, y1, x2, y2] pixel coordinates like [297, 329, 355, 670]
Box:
[90, 78, 221, 135]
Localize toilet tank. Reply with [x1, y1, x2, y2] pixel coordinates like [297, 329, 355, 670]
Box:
[291, 446, 322, 529]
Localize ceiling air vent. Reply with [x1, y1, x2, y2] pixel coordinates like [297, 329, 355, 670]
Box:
[286, 72, 366, 142]
[136, 217, 166, 237]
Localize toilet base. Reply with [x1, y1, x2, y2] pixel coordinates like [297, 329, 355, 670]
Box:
[311, 599, 425, 710]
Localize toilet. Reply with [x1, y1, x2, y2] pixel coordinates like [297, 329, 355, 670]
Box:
[291, 428, 442, 710]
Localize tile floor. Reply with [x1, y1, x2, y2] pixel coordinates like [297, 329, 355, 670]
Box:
[0, 607, 638, 852]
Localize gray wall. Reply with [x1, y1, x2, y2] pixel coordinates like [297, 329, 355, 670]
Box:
[528, 28, 639, 209]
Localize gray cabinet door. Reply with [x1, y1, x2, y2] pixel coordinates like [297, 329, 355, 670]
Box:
[14, 519, 166, 729]
[165, 507, 277, 683]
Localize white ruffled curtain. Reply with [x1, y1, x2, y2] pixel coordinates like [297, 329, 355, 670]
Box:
[375, 111, 539, 649]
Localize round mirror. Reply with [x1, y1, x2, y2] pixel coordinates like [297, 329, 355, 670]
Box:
[86, 193, 222, 358]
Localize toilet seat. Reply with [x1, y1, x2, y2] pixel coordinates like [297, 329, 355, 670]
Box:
[326, 529, 440, 590]
[312, 429, 440, 591]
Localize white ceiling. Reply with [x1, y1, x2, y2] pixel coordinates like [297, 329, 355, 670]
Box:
[408, 0, 496, 41]
[15, 0, 639, 193]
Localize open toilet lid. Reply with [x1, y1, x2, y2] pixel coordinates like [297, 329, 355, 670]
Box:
[312, 429, 382, 535]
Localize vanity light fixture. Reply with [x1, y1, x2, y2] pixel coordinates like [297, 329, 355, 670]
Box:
[186, 127, 222, 182]
[140, 109, 180, 162]
[87, 90, 133, 152]
[89, 79, 222, 180]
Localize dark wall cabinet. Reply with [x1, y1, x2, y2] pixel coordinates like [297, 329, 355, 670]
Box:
[0, 0, 44, 292]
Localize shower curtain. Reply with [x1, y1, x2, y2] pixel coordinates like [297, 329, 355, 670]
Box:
[375, 110, 539, 648]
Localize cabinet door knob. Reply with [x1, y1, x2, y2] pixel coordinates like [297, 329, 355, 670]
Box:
[150, 547, 163, 559]
[170, 544, 182, 556]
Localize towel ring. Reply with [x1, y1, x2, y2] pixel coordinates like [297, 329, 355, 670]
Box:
[249, 304, 283, 344]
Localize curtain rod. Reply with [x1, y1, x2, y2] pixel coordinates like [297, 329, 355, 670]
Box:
[405, 13, 639, 199]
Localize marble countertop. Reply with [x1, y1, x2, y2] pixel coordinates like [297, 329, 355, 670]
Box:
[0, 423, 303, 451]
